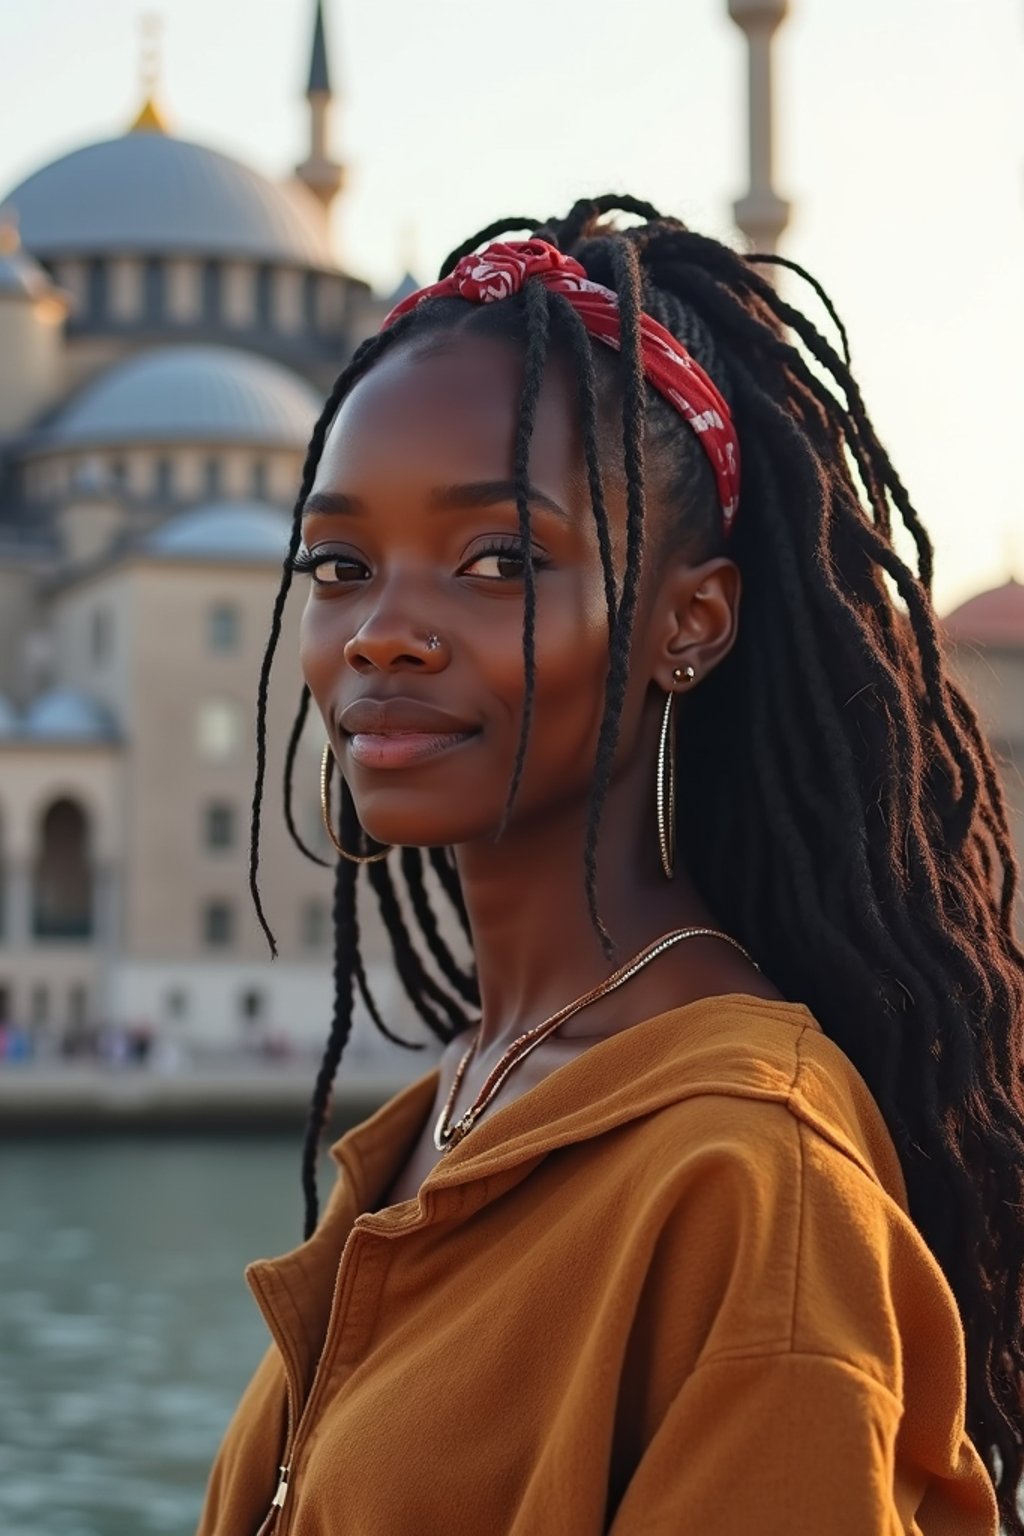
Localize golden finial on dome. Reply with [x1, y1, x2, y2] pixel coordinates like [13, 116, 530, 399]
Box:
[129, 11, 169, 134]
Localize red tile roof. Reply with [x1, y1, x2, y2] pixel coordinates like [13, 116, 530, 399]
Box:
[942, 578, 1024, 648]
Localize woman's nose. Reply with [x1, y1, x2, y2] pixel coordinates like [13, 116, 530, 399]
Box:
[343, 618, 448, 674]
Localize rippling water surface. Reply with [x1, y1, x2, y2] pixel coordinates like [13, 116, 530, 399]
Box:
[1, 1137, 315, 1536]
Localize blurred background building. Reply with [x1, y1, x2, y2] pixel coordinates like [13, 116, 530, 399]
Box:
[0, 2, 417, 1066]
[0, 0, 1019, 1073]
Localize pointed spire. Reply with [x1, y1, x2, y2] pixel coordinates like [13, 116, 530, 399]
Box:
[296, 1, 345, 217]
[129, 12, 169, 134]
[307, 0, 331, 96]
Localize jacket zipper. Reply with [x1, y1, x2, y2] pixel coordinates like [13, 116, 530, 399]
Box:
[250, 1204, 425, 1536]
[247, 1349, 296, 1536]
[249, 1230, 364, 1536]
[253, 1464, 290, 1536]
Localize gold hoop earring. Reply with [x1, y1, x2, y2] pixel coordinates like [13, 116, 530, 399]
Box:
[320, 743, 391, 863]
[656, 665, 695, 879]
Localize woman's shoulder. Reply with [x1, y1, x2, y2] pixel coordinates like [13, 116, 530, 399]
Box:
[622, 991, 909, 1211]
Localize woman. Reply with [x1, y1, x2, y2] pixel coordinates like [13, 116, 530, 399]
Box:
[196, 197, 1024, 1534]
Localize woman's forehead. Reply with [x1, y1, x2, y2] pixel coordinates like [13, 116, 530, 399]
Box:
[314, 334, 587, 499]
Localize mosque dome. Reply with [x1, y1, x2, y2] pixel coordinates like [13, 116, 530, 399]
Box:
[3, 132, 335, 268]
[143, 501, 292, 562]
[943, 578, 1024, 649]
[22, 688, 117, 741]
[36, 344, 321, 451]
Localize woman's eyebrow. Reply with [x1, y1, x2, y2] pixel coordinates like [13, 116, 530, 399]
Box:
[428, 481, 569, 520]
[302, 482, 569, 521]
[302, 491, 363, 519]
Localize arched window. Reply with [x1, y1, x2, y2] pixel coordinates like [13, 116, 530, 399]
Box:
[33, 798, 93, 940]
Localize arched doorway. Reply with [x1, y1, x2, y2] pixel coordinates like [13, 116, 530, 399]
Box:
[33, 798, 93, 939]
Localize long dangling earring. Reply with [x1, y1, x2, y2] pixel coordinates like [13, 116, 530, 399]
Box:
[656, 665, 695, 880]
[320, 743, 392, 863]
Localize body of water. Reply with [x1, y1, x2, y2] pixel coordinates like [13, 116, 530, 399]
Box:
[1, 1136, 321, 1536]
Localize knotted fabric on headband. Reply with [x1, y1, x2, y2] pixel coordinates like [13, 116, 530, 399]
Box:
[381, 237, 740, 533]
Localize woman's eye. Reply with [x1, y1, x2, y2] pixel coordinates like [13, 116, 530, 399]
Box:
[313, 559, 368, 586]
[291, 549, 369, 586]
[461, 543, 544, 581]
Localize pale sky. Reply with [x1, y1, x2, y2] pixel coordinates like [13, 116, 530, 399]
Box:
[2, 0, 1022, 614]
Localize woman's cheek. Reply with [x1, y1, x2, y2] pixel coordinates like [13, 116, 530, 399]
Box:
[298, 595, 355, 723]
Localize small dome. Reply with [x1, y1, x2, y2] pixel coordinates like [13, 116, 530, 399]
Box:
[4, 133, 334, 267]
[386, 271, 421, 307]
[0, 245, 54, 302]
[943, 578, 1024, 649]
[23, 688, 116, 740]
[37, 344, 321, 451]
[0, 694, 19, 735]
[0, 213, 65, 303]
[143, 501, 292, 562]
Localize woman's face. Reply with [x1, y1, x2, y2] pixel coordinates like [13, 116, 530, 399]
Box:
[299, 332, 706, 852]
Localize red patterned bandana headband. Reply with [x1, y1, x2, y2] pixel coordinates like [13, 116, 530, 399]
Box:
[381, 237, 740, 534]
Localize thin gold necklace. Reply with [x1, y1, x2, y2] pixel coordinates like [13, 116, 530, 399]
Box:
[433, 926, 758, 1153]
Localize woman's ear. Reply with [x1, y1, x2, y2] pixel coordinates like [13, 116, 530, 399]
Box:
[649, 556, 741, 691]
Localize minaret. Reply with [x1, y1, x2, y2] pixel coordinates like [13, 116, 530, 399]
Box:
[727, 0, 791, 253]
[295, 1, 346, 215]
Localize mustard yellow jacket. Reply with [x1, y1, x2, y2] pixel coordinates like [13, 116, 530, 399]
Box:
[196, 994, 997, 1534]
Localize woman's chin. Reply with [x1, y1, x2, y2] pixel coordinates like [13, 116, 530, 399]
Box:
[353, 814, 492, 852]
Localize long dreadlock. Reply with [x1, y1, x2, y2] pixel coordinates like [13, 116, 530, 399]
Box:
[249, 195, 1024, 1529]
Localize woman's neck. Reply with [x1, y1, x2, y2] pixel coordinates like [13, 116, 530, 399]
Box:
[453, 749, 724, 1057]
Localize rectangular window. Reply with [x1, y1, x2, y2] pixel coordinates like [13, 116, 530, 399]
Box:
[91, 607, 112, 664]
[165, 988, 189, 1021]
[196, 698, 242, 762]
[207, 603, 239, 653]
[154, 457, 174, 501]
[68, 984, 88, 1027]
[144, 257, 164, 323]
[202, 900, 234, 948]
[204, 802, 235, 850]
[204, 457, 222, 498]
[87, 258, 106, 320]
[256, 264, 274, 326]
[239, 988, 264, 1022]
[300, 898, 328, 950]
[202, 260, 221, 326]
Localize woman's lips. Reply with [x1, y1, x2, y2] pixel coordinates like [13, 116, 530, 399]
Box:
[347, 731, 478, 769]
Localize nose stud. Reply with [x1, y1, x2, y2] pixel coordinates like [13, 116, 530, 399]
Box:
[425, 633, 441, 651]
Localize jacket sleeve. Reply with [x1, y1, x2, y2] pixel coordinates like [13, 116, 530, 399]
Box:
[605, 1096, 996, 1535]
[607, 1348, 906, 1535]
